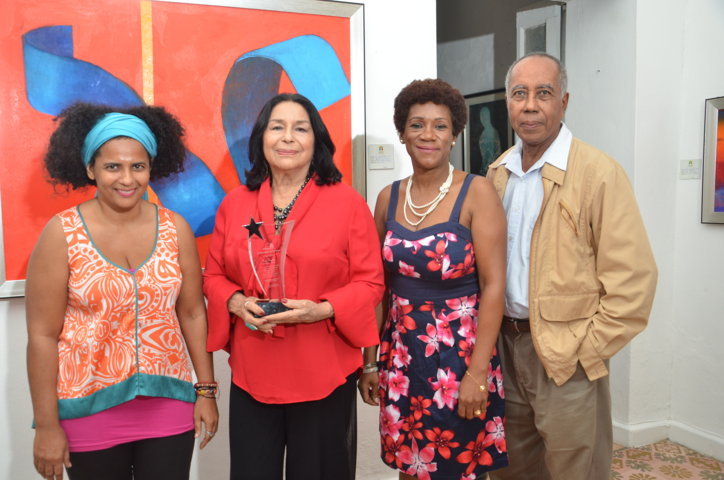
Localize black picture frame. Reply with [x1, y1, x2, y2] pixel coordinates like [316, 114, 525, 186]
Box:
[462, 88, 514, 176]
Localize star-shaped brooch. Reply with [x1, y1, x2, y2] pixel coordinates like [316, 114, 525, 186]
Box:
[243, 217, 264, 240]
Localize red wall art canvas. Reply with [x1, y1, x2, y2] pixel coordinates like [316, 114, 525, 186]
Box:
[0, 0, 364, 296]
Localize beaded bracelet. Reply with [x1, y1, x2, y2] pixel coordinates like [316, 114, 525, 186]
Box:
[464, 370, 487, 393]
[194, 382, 219, 399]
[362, 362, 379, 374]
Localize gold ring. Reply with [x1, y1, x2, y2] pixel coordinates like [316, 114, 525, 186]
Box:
[474, 409, 482, 416]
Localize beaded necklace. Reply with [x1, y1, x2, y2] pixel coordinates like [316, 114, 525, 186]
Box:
[403, 163, 454, 227]
[273, 174, 311, 232]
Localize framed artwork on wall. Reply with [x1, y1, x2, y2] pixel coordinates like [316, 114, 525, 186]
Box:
[702, 96, 724, 223]
[0, 0, 364, 297]
[462, 88, 514, 177]
[515, 4, 563, 59]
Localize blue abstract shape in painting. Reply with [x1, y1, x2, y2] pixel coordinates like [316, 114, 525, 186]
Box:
[22, 25, 225, 236]
[151, 151, 223, 235]
[22, 27, 352, 234]
[23, 26, 141, 115]
[222, 35, 351, 181]
[222, 57, 282, 184]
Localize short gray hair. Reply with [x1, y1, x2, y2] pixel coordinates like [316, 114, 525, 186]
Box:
[504, 52, 568, 96]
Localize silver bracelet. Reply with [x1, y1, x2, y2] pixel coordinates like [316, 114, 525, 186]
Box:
[362, 362, 378, 374]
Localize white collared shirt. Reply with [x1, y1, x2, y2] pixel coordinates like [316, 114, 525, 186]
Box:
[500, 123, 573, 318]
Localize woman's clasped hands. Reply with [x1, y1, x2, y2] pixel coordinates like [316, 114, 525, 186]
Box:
[228, 292, 333, 334]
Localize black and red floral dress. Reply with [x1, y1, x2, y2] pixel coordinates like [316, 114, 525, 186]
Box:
[378, 175, 508, 480]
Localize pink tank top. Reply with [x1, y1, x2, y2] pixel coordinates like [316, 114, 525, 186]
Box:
[61, 397, 194, 452]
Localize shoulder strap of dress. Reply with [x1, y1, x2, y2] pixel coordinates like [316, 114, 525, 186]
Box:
[155, 204, 178, 250]
[57, 206, 83, 239]
[450, 174, 475, 223]
[157, 204, 173, 229]
[387, 180, 401, 222]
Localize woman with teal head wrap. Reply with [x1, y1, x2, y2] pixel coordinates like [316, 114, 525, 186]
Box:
[44, 103, 186, 188]
[81, 112, 158, 167]
[79, 112, 159, 202]
[27, 103, 218, 480]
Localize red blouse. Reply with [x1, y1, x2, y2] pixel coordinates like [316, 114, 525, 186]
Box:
[203, 179, 384, 403]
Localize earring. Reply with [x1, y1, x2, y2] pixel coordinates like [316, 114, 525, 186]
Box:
[452, 141, 456, 146]
[400, 138, 405, 144]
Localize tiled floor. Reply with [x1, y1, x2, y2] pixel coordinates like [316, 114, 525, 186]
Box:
[611, 440, 724, 479]
[358, 439, 724, 479]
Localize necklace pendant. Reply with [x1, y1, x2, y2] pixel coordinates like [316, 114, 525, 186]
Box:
[272, 174, 311, 232]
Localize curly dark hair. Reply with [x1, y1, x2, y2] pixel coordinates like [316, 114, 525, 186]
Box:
[245, 93, 342, 191]
[393, 79, 467, 137]
[44, 102, 187, 189]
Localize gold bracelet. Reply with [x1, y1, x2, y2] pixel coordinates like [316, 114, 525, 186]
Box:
[465, 370, 487, 393]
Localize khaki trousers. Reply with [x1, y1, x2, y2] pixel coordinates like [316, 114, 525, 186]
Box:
[490, 332, 612, 480]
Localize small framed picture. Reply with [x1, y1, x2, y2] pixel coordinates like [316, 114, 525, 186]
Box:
[462, 88, 514, 176]
[701, 96, 724, 223]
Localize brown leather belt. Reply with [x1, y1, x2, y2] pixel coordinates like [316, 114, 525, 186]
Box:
[501, 316, 530, 334]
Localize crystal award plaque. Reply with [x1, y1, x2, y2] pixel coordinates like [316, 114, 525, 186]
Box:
[246, 219, 293, 316]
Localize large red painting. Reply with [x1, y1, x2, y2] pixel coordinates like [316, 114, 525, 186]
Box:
[0, 0, 359, 294]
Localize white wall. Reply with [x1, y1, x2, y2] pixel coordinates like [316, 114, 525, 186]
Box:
[0, 298, 31, 478]
[565, 0, 662, 434]
[354, 2, 437, 478]
[564, 0, 637, 176]
[362, 0, 437, 207]
[438, 34, 495, 97]
[667, 0, 724, 459]
[566, 0, 724, 461]
[0, 1, 436, 479]
[627, 0, 681, 445]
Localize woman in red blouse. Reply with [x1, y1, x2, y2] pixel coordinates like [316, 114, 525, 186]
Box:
[203, 93, 384, 479]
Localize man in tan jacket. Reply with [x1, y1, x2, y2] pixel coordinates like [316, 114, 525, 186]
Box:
[487, 53, 657, 480]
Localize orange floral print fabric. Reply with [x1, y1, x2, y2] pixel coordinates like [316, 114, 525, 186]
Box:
[56, 206, 192, 402]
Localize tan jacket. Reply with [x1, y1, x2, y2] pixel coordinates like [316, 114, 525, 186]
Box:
[488, 138, 657, 385]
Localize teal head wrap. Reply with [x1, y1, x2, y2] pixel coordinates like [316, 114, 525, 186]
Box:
[81, 113, 158, 167]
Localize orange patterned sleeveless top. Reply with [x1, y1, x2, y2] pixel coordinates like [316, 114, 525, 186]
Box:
[55, 205, 195, 420]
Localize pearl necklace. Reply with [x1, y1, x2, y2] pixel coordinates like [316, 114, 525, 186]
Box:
[403, 163, 454, 227]
[273, 175, 311, 232]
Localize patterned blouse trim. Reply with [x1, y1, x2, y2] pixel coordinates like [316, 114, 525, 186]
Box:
[76, 204, 159, 274]
[57, 373, 194, 420]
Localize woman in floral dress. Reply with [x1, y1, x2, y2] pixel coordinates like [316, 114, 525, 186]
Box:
[359, 79, 508, 480]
